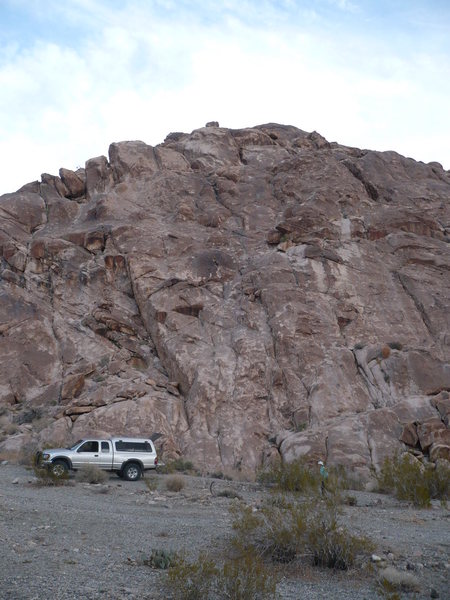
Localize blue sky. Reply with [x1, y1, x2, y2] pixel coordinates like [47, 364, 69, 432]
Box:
[1, 0, 449, 193]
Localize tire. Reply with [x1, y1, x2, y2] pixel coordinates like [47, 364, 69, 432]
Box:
[122, 463, 142, 481]
[50, 459, 69, 478]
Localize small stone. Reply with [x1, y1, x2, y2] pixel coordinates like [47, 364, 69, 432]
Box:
[387, 553, 395, 561]
[430, 588, 439, 599]
[1, 460, 8, 465]
[12, 478, 19, 484]
[371, 554, 382, 562]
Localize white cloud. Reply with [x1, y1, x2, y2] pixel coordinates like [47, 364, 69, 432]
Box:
[0, 0, 449, 194]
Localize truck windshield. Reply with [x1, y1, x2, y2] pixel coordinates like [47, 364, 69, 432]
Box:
[68, 440, 83, 450]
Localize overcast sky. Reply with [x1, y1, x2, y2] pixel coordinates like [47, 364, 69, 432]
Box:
[1, 0, 449, 194]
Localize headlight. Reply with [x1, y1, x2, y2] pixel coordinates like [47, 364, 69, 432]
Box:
[42, 453, 50, 460]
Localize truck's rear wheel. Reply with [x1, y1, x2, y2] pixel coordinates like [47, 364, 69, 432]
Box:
[50, 459, 69, 478]
[122, 463, 141, 481]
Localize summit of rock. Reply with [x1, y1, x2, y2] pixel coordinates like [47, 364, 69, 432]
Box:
[1, 123, 449, 477]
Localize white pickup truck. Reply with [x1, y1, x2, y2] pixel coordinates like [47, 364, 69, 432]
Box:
[37, 437, 158, 481]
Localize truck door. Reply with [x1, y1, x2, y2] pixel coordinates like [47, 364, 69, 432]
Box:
[98, 440, 112, 468]
[72, 440, 102, 468]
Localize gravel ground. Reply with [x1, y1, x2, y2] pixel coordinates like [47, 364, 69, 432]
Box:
[0, 464, 448, 600]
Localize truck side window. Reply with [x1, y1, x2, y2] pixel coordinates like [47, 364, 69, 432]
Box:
[101, 442, 110, 453]
[78, 441, 98, 453]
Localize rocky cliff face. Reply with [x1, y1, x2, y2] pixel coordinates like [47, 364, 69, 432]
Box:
[1, 123, 449, 477]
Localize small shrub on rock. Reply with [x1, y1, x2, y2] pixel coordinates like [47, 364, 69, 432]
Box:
[166, 475, 185, 492]
[75, 464, 108, 484]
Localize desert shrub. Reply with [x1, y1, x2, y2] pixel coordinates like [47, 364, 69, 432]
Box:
[377, 453, 449, 507]
[75, 464, 108, 484]
[427, 460, 450, 503]
[158, 458, 195, 474]
[167, 554, 218, 600]
[231, 501, 307, 563]
[166, 475, 185, 492]
[257, 458, 320, 494]
[231, 497, 372, 570]
[144, 477, 159, 492]
[306, 500, 373, 570]
[144, 548, 179, 569]
[32, 464, 69, 486]
[329, 464, 364, 491]
[166, 553, 277, 600]
[378, 567, 420, 596]
[220, 553, 277, 599]
[209, 471, 232, 480]
[216, 489, 243, 500]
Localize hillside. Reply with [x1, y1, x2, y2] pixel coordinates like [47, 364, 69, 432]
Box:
[0, 123, 449, 477]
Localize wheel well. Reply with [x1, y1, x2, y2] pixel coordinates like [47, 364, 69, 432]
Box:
[122, 460, 143, 471]
[52, 457, 72, 469]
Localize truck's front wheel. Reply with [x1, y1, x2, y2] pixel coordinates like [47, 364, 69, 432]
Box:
[50, 460, 69, 479]
[122, 463, 141, 481]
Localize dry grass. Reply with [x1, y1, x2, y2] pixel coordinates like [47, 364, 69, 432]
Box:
[75, 464, 109, 484]
[166, 475, 185, 492]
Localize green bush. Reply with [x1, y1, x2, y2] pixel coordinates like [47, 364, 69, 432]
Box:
[166, 553, 277, 599]
[377, 453, 449, 507]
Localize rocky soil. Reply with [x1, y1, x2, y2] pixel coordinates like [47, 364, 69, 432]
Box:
[0, 464, 448, 600]
[0, 122, 449, 477]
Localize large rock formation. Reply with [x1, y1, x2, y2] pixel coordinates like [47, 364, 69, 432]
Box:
[1, 123, 449, 478]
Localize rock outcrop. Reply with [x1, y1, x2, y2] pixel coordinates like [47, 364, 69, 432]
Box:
[1, 123, 449, 478]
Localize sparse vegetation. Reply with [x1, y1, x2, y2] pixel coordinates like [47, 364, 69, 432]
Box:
[166, 553, 277, 600]
[145, 548, 179, 569]
[143, 476, 159, 492]
[257, 458, 320, 494]
[230, 495, 373, 570]
[377, 453, 449, 507]
[216, 489, 243, 500]
[166, 475, 185, 492]
[378, 567, 420, 597]
[158, 458, 195, 474]
[75, 464, 109, 484]
[32, 463, 69, 486]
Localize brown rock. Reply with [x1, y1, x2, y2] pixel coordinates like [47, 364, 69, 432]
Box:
[417, 418, 446, 451]
[59, 168, 86, 199]
[400, 422, 419, 447]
